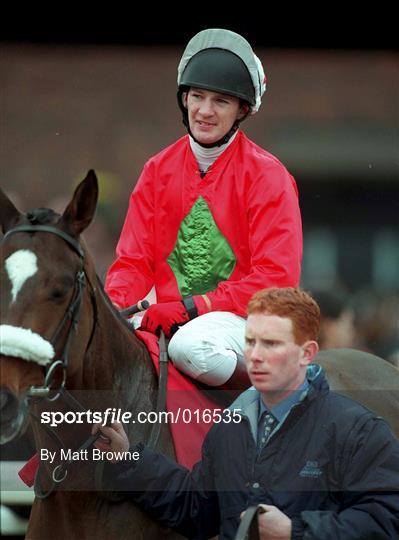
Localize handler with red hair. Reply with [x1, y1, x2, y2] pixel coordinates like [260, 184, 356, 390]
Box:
[94, 287, 399, 540]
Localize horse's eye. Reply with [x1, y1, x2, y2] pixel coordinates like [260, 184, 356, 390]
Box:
[50, 288, 67, 300]
[48, 276, 74, 301]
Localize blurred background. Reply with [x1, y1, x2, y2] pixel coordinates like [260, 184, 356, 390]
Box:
[0, 12, 398, 536]
[1, 15, 398, 364]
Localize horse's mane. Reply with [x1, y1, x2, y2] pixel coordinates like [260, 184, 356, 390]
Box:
[21, 206, 141, 335]
[95, 275, 139, 333]
[20, 206, 137, 334]
[26, 208, 59, 225]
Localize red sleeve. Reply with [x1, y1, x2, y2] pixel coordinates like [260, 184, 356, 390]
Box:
[104, 163, 155, 308]
[206, 163, 302, 317]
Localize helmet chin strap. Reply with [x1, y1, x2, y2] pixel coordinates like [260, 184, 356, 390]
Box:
[183, 116, 240, 148]
[177, 92, 249, 148]
[177, 88, 249, 149]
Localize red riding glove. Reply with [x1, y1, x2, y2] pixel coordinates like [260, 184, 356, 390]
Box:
[140, 296, 209, 337]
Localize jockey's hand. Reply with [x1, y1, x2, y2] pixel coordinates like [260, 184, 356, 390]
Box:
[140, 301, 191, 337]
[92, 422, 129, 463]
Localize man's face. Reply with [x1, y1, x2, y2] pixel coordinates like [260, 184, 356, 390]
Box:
[244, 313, 313, 406]
[183, 88, 246, 145]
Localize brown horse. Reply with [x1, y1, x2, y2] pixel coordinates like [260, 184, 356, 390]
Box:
[316, 348, 399, 437]
[1, 172, 398, 540]
[0, 171, 183, 540]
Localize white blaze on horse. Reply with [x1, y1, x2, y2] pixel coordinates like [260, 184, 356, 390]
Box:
[0, 171, 398, 540]
[0, 171, 183, 540]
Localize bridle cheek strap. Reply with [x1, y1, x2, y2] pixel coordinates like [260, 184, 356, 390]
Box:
[2, 224, 87, 394]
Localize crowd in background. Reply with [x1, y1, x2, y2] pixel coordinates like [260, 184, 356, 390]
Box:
[313, 288, 399, 367]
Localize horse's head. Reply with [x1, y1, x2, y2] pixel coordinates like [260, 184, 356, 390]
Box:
[0, 171, 98, 443]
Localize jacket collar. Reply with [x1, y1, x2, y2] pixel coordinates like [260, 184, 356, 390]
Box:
[229, 364, 328, 442]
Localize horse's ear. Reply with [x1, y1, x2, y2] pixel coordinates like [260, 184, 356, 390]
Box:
[60, 170, 99, 236]
[0, 188, 22, 233]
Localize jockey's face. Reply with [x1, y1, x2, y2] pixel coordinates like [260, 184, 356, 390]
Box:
[244, 313, 318, 408]
[183, 88, 248, 145]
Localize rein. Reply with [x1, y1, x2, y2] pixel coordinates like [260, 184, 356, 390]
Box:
[29, 389, 103, 499]
[3, 223, 169, 498]
[234, 505, 265, 540]
[3, 224, 100, 497]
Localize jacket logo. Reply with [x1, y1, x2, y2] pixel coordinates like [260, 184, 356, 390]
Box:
[299, 461, 323, 478]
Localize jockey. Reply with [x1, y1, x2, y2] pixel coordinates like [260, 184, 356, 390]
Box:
[105, 28, 303, 393]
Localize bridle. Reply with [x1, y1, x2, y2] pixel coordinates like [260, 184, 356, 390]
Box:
[2, 223, 168, 498]
[2, 223, 99, 497]
[3, 224, 96, 401]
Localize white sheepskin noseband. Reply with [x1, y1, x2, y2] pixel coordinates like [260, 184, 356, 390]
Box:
[0, 325, 54, 366]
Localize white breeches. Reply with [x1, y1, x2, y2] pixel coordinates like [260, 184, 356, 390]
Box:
[168, 311, 246, 386]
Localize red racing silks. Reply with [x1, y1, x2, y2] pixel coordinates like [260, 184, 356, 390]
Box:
[105, 131, 302, 316]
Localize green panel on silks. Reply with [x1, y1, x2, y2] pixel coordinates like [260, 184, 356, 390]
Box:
[168, 196, 236, 296]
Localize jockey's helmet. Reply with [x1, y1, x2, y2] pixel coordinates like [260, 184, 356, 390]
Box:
[177, 28, 266, 115]
[177, 28, 266, 147]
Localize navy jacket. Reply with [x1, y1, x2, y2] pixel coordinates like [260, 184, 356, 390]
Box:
[109, 366, 399, 539]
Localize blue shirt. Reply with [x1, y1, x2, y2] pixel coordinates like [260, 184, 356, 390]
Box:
[257, 378, 309, 447]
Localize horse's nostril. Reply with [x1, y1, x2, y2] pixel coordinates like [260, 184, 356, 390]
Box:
[0, 388, 27, 444]
[0, 389, 20, 422]
[0, 391, 8, 408]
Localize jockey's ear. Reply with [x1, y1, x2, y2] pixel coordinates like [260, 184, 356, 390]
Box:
[237, 101, 249, 120]
[0, 188, 21, 234]
[59, 170, 98, 237]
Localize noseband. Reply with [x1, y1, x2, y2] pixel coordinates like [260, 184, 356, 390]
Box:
[2, 224, 167, 498]
[2, 223, 100, 497]
[3, 224, 92, 401]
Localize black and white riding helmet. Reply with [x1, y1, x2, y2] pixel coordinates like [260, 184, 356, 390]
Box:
[177, 28, 266, 115]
